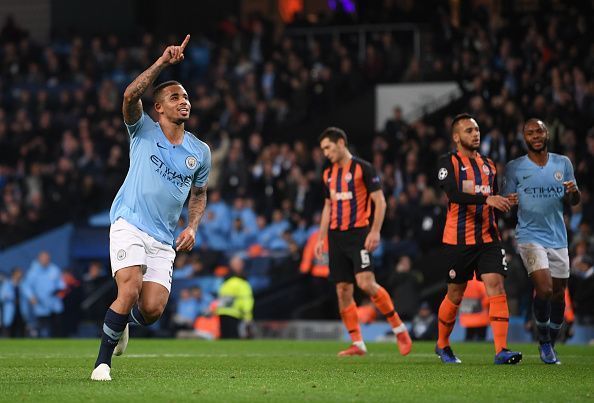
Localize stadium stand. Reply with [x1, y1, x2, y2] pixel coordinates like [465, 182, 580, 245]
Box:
[0, 2, 593, 341]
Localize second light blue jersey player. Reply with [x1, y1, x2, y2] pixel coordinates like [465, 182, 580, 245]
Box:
[502, 153, 576, 248]
[110, 112, 211, 246]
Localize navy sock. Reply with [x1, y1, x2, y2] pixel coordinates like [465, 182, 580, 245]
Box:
[550, 300, 565, 345]
[532, 296, 551, 343]
[95, 308, 129, 368]
[129, 305, 150, 326]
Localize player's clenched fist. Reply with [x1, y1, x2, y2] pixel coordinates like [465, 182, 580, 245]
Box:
[563, 180, 577, 193]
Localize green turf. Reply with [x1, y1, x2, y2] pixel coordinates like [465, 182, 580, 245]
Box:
[0, 339, 592, 402]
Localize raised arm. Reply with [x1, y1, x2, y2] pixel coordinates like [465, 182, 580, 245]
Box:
[122, 34, 190, 124]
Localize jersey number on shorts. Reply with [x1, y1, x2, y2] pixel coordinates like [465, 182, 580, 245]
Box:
[360, 250, 370, 268]
[501, 249, 508, 271]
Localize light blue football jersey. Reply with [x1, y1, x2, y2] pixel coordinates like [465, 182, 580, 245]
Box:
[110, 112, 211, 246]
[502, 153, 576, 248]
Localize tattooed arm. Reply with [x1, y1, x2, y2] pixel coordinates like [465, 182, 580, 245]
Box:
[187, 185, 208, 231]
[175, 185, 207, 252]
[122, 34, 190, 125]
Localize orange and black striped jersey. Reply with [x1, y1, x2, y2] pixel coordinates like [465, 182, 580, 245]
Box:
[323, 157, 381, 231]
[437, 152, 500, 245]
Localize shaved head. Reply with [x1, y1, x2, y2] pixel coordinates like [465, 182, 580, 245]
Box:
[523, 118, 546, 132]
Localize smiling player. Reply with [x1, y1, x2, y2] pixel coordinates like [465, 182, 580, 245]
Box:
[503, 119, 580, 364]
[91, 35, 211, 381]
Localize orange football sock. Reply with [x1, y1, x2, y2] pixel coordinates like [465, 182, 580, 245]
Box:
[489, 294, 509, 353]
[437, 296, 459, 349]
[340, 302, 362, 343]
[371, 286, 403, 329]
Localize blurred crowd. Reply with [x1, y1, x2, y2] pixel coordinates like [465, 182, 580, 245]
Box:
[0, 2, 593, 336]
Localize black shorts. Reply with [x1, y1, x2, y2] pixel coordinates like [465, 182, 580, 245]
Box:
[442, 242, 508, 284]
[328, 227, 373, 283]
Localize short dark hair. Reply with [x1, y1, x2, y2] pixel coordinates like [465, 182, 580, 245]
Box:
[451, 113, 474, 132]
[153, 80, 182, 102]
[523, 118, 546, 132]
[318, 127, 348, 145]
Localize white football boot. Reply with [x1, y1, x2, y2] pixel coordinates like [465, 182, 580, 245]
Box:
[114, 324, 129, 356]
[91, 363, 111, 381]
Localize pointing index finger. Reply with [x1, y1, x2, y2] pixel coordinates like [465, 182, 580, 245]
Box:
[180, 34, 190, 51]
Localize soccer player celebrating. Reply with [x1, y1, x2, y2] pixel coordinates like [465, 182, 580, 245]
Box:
[315, 127, 412, 357]
[435, 114, 522, 365]
[503, 119, 580, 364]
[91, 35, 211, 381]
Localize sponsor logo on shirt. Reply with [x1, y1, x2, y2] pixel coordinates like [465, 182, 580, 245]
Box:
[150, 155, 193, 189]
[330, 190, 353, 200]
[475, 184, 491, 194]
[523, 186, 564, 198]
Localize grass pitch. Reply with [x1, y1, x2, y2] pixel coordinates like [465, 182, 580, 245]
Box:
[0, 339, 592, 402]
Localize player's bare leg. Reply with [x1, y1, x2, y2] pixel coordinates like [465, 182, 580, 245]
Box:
[92, 266, 143, 381]
[116, 282, 169, 356]
[117, 281, 170, 356]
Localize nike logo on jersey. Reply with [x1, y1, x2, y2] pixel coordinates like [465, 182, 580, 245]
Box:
[460, 166, 468, 171]
[523, 175, 531, 180]
[156, 142, 167, 149]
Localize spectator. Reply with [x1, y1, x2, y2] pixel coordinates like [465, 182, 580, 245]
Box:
[21, 251, 66, 337]
[1, 267, 30, 337]
[173, 288, 200, 329]
[216, 256, 254, 339]
[411, 302, 438, 341]
[387, 256, 422, 321]
[459, 276, 490, 342]
[570, 255, 594, 324]
[81, 261, 113, 328]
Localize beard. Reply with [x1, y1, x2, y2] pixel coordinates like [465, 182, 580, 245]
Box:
[173, 115, 189, 125]
[460, 138, 480, 152]
[526, 140, 548, 153]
